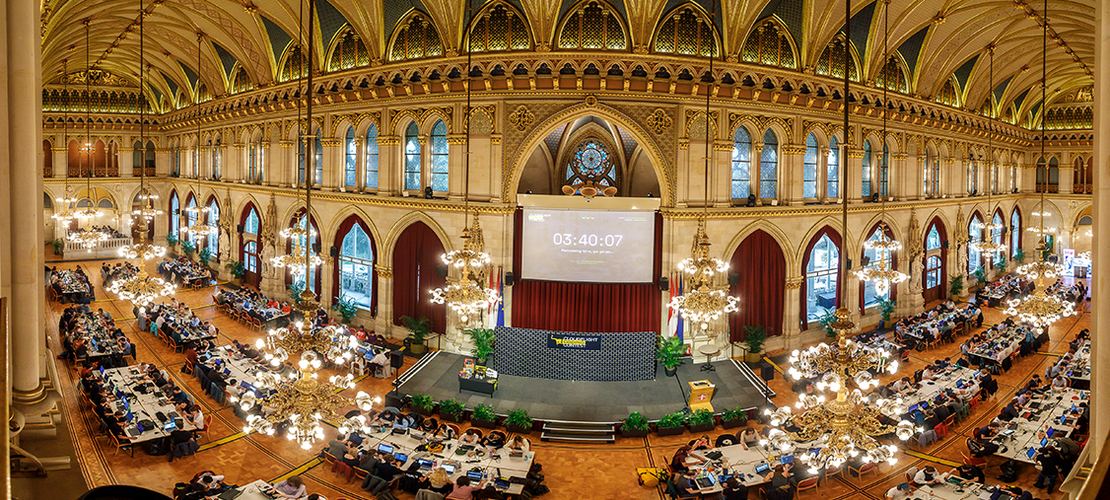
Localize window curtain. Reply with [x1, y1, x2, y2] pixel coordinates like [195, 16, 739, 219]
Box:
[331, 215, 378, 317]
[392, 222, 446, 334]
[729, 229, 785, 341]
[800, 226, 843, 330]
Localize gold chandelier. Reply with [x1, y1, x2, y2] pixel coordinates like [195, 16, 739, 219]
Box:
[854, 223, 908, 295]
[1004, 284, 1074, 334]
[432, 213, 499, 325]
[107, 270, 176, 313]
[272, 219, 324, 278]
[769, 309, 914, 472]
[668, 218, 739, 331]
[259, 322, 360, 366]
[180, 32, 217, 243]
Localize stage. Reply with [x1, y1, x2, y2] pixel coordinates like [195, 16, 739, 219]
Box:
[395, 351, 776, 423]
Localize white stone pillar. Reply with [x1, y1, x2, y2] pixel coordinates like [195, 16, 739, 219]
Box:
[377, 136, 400, 196]
[375, 266, 394, 337]
[446, 134, 466, 201]
[782, 277, 803, 348]
[846, 149, 864, 202]
[321, 138, 342, 191]
[781, 144, 804, 206]
[1090, 0, 1110, 456]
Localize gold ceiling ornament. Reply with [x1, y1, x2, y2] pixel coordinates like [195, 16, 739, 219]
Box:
[768, 308, 913, 472]
[561, 180, 618, 200]
[431, 212, 500, 325]
[668, 218, 740, 331]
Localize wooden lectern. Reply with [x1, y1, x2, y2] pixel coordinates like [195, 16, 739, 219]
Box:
[688, 380, 715, 412]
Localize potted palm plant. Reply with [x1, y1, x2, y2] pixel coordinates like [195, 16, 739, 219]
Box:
[401, 315, 432, 355]
[720, 407, 748, 429]
[331, 295, 358, 324]
[1014, 248, 1026, 264]
[972, 266, 986, 289]
[166, 233, 178, 253]
[181, 240, 195, 259]
[198, 247, 214, 269]
[438, 398, 464, 423]
[655, 412, 687, 436]
[620, 411, 650, 438]
[225, 259, 245, 286]
[505, 409, 533, 434]
[819, 309, 837, 337]
[949, 275, 965, 301]
[687, 409, 715, 433]
[656, 335, 685, 377]
[743, 325, 767, 363]
[877, 297, 896, 329]
[470, 403, 498, 429]
[51, 238, 64, 256]
[464, 327, 495, 366]
[410, 394, 435, 417]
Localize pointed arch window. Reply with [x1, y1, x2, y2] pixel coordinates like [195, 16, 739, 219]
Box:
[827, 137, 840, 199]
[805, 234, 839, 322]
[876, 56, 907, 93]
[365, 124, 379, 189]
[991, 212, 1004, 261]
[389, 14, 444, 61]
[1010, 209, 1021, 258]
[862, 140, 873, 197]
[862, 227, 894, 308]
[344, 127, 357, 187]
[815, 34, 858, 81]
[185, 196, 199, 246]
[967, 156, 979, 195]
[654, 6, 718, 57]
[565, 139, 616, 188]
[169, 192, 180, 236]
[212, 139, 221, 179]
[880, 144, 889, 197]
[803, 133, 818, 199]
[279, 44, 306, 82]
[328, 27, 369, 71]
[339, 224, 375, 310]
[1048, 157, 1060, 191]
[244, 207, 259, 235]
[741, 20, 796, 69]
[925, 255, 941, 289]
[731, 128, 751, 199]
[968, 214, 983, 274]
[206, 199, 220, 255]
[759, 129, 778, 199]
[468, 4, 530, 52]
[937, 78, 959, 106]
[403, 122, 421, 191]
[1036, 157, 1047, 193]
[557, 1, 626, 50]
[231, 66, 252, 93]
[430, 120, 449, 193]
[298, 130, 323, 186]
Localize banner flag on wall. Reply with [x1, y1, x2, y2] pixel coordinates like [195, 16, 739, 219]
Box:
[666, 272, 678, 338]
[496, 267, 505, 328]
[676, 274, 685, 342]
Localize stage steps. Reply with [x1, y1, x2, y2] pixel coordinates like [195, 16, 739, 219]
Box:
[539, 421, 616, 444]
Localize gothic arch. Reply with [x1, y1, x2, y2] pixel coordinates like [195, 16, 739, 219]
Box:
[382, 211, 455, 265]
[322, 205, 385, 256]
[721, 219, 797, 272]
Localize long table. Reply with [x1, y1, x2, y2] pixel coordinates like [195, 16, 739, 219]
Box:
[912, 480, 1024, 500]
[149, 302, 218, 346]
[99, 366, 199, 444]
[895, 366, 980, 421]
[52, 269, 94, 303]
[72, 312, 129, 363]
[1063, 340, 1091, 388]
[992, 388, 1088, 464]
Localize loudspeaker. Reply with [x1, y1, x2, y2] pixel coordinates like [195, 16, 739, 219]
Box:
[313, 242, 321, 253]
[942, 240, 950, 249]
[760, 364, 775, 381]
[236, 224, 244, 233]
[330, 245, 339, 257]
[728, 272, 740, 286]
[870, 193, 880, 203]
[423, 186, 433, 199]
[390, 350, 405, 369]
[847, 258, 853, 270]
[659, 277, 669, 291]
[435, 262, 448, 278]
[504, 272, 515, 286]
[746, 194, 757, 207]
[861, 255, 871, 267]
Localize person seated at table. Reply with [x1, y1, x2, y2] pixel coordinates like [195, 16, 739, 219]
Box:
[921, 364, 939, 381]
[1050, 373, 1071, 390]
[272, 475, 307, 499]
[324, 434, 352, 458]
[922, 409, 942, 431]
[361, 455, 405, 495]
[932, 396, 953, 422]
[1025, 374, 1043, 392]
[418, 467, 454, 495]
[481, 430, 507, 450]
[949, 462, 985, 485]
[194, 474, 229, 494]
[674, 469, 712, 498]
[457, 428, 482, 447]
[913, 465, 946, 486]
[762, 463, 794, 500]
[884, 482, 913, 500]
[183, 404, 204, 429]
[418, 416, 439, 434]
[736, 427, 760, 450]
[506, 435, 530, 454]
[999, 397, 1022, 421]
[436, 423, 459, 440]
[688, 435, 711, 451]
[169, 386, 190, 407]
[206, 366, 228, 390]
[670, 445, 705, 473]
[891, 377, 913, 395]
[393, 412, 416, 429]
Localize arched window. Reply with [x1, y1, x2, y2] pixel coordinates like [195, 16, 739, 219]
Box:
[279, 45, 306, 83]
[557, 0, 626, 51]
[654, 6, 718, 57]
[760, 129, 778, 199]
[803, 133, 818, 199]
[430, 120, 449, 193]
[805, 234, 839, 322]
[243, 241, 259, 273]
[925, 151, 940, 197]
[879, 144, 889, 197]
[169, 192, 180, 235]
[1010, 208, 1021, 257]
[741, 20, 796, 69]
[827, 137, 840, 199]
[991, 161, 999, 194]
[731, 128, 751, 199]
[172, 147, 180, 177]
[206, 198, 220, 255]
[344, 127, 357, 187]
[814, 34, 858, 81]
[468, 4, 530, 52]
[365, 124, 379, 189]
[1036, 157, 1047, 193]
[968, 214, 983, 274]
[132, 140, 143, 170]
[565, 140, 617, 188]
[338, 223, 375, 310]
[212, 139, 221, 179]
[926, 225, 941, 251]
[248, 141, 258, 182]
[967, 156, 979, 195]
[403, 122, 421, 191]
[1048, 157, 1060, 191]
[328, 27, 369, 71]
[861, 227, 894, 309]
[244, 207, 259, 234]
[298, 130, 323, 185]
[389, 13, 445, 61]
[925, 255, 942, 289]
[862, 140, 872, 197]
[287, 213, 321, 295]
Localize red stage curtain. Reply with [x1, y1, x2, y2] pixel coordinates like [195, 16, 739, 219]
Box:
[511, 280, 660, 333]
[331, 214, 378, 317]
[392, 222, 446, 334]
[729, 230, 785, 341]
[800, 226, 843, 330]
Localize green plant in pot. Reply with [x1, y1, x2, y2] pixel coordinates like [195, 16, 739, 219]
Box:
[621, 411, 650, 437]
[720, 407, 748, 429]
[877, 297, 896, 329]
[656, 335, 685, 377]
[198, 247, 214, 268]
[742, 325, 767, 363]
[51, 238, 63, 256]
[819, 309, 837, 337]
[505, 409, 533, 434]
[972, 266, 986, 286]
[949, 274, 964, 301]
[181, 240, 195, 257]
[655, 412, 687, 436]
[225, 259, 245, 284]
[471, 403, 497, 428]
[401, 315, 432, 355]
[464, 327, 495, 365]
[688, 409, 715, 432]
[331, 295, 358, 324]
[410, 394, 435, 416]
[438, 398, 464, 422]
[287, 280, 306, 306]
[166, 233, 178, 250]
[995, 256, 1007, 274]
[1014, 248, 1026, 264]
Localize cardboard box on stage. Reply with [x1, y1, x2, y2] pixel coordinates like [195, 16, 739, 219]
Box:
[688, 380, 715, 412]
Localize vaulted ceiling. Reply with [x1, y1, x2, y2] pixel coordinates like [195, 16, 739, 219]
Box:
[40, 0, 1095, 126]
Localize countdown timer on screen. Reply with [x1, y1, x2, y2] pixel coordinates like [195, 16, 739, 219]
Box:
[521, 208, 655, 283]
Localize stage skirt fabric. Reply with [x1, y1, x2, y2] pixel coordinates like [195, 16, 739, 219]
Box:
[493, 326, 656, 381]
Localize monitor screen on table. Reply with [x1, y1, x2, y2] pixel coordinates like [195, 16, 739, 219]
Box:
[755, 463, 770, 474]
[418, 459, 434, 468]
[394, 453, 408, 463]
[442, 464, 456, 474]
[780, 454, 794, 465]
[519, 207, 656, 283]
[467, 471, 483, 480]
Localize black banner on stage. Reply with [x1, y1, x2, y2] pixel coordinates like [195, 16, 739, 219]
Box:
[546, 333, 601, 350]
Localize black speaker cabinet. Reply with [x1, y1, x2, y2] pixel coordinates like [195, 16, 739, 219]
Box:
[760, 363, 775, 381]
[390, 350, 405, 369]
[504, 272, 515, 286]
[659, 276, 669, 291]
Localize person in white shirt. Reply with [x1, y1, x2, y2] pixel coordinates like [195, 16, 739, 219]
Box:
[885, 483, 913, 500]
[914, 466, 946, 486]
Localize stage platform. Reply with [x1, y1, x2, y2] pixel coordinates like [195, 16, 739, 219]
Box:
[395, 351, 776, 423]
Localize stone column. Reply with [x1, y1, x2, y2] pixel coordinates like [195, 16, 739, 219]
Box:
[375, 266, 394, 337]
[1059, 155, 1075, 194]
[752, 143, 765, 205]
[377, 135, 400, 196]
[675, 140, 692, 208]
[780, 143, 805, 206]
[446, 134, 466, 201]
[1091, 0, 1110, 456]
[845, 149, 864, 202]
[320, 138, 342, 191]
[488, 134, 503, 203]
[895, 153, 911, 201]
[350, 137, 363, 192]
[782, 276, 803, 348]
[52, 145, 65, 179]
[229, 143, 245, 183]
[276, 140, 294, 187]
[119, 145, 134, 179]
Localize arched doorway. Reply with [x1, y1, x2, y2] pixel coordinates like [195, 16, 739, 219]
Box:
[728, 230, 785, 341]
[922, 218, 948, 303]
[239, 203, 262, 287]
[392, 221, 446, 334]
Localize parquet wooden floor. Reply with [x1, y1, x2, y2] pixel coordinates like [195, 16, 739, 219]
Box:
[43, 254, 1085, 500]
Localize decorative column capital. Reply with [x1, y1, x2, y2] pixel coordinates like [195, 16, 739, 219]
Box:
[785, 277, 804, 289]
[375, 265, 393, 278]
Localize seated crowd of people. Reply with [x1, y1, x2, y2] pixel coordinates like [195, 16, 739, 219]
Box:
[215, 287, 289, 323]
[892, 301, 982, 350]
[70, 225, 127, 239]
[141, 299, 218, 349]
[48, 266, 94, 303]
[57, 306, 133, 368]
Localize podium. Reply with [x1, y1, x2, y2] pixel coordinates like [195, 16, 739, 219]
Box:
[688, 380, 715, 412]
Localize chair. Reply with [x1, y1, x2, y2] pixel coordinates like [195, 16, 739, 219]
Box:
[848, 462, 876, 479]
[111, 433, 135, 457]
[823, 465, 842, 481]
[933, 421, 949, 439]
[333, 462, 355, 482]
[916, 429, 939, 448]
[322, 452, 338, 466]
[905, 466, 918, 486]
[954, 323, 965, 337]
[961, 451, 987, 467]
[969, 395, 980, 412]
[925, 335, 939, 350]
[251, 317, 262, 332]
[662, 477, 700, 500]
[796, 477, 819, 496]
[194, 415, 212, 442]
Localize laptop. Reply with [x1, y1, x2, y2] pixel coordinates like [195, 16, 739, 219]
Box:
[348, 435, 364, 446]
[223, 368, 231, 376]
[377, 444, 394, 454]
[754, 463, 771, 474]
[780, 454, 794, 465]
[466, 471, 484, 480]
[217, 489, 242, 500]
[1047, 428, 1056, 438]
[1040, 438, 1049, 448]
[417, 458, 435, 470]
[1027, 447, 1037, 459]
[124, 411, 134, 422]
[393, 453, 408, 463]
[694, 475, 716, 489]
[164, 420, 177, 431]
[442, 464, 456, 474]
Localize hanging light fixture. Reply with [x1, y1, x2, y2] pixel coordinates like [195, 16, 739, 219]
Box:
[430, 0, 500, 326]
[854, 8, 907, 296]
[179, 33, 217, 242]
[771, 0, 914, 473]
[970, 47, 1007, 258]
[69, 21, 110, 252]
[239, 0, 375, 449]
[53, 59, 80, 224]
[108, 0, 174, 312]
[1006, 0, 1074, 333]
[667, 0, 739, 333]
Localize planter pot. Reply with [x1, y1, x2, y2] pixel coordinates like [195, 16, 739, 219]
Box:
[744, 352, 763, 363]
[412, 405, 435, 417]
[409, 343, 426, 355]
[688, 422, 715, 433]
[230, 277, 242, 287]
[471, 417, 498, 429]
[656, 425, 685, 437]
[620, 428, 649, 438]
[438, 412, 463, 423]
[883, 320, 894, 329]
[950, 293, 962, 302]
[506, 423, 532, 435]
[720, 418, 745, 429]
[664, 366, 678, 377]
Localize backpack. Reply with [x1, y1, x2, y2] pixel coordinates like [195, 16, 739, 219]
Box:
[637, 467, 667, 487]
